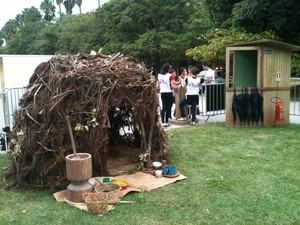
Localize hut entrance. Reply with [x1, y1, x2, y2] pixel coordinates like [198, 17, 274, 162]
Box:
[108, 145, 141, 175]
[106, 106, 144, 175]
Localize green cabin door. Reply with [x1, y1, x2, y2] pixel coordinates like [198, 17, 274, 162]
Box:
[235, 50, 257, 88]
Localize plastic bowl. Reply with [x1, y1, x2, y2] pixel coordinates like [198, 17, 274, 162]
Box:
[152, 161, 162, 169]
[111, 180, 128, 190]
[155, 170, 163, 177]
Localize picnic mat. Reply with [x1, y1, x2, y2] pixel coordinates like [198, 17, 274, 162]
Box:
[53, 171, 187, 216]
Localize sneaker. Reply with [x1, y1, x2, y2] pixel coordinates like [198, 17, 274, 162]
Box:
[190, 122, 196, 126]
[177, 117, 187, 121]
[163, 123, 170, 128]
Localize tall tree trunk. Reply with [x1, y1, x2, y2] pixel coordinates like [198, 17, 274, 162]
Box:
[64, 0, 75, 15]
[53, 0, 62, 17]
[75, 0, 82, 14]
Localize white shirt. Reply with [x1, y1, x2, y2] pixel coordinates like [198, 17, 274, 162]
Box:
[157, 73, 172, 93]
[186, 76, 201, 96]
[205, 68, 215, 83]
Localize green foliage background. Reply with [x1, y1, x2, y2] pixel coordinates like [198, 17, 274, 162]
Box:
[1, 0, 300, 72]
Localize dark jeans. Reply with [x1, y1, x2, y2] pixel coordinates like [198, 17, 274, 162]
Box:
[161, 92, 173, 123]
[179, 95, 199, 122]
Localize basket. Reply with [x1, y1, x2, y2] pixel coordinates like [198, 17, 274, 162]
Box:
[85, 192, 108, 214]
[94, 183, 121, 200]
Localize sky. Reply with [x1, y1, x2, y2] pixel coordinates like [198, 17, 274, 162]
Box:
[0, 0, 110, 29]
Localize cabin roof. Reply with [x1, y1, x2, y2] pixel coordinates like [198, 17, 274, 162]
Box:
[227, 39, 300, 52]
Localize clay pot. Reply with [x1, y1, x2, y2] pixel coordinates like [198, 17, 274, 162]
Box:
[144, 161, 153, 169]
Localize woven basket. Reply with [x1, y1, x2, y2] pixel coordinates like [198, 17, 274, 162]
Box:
[94, 183, 121, 200]
[85, 192, 108, 215]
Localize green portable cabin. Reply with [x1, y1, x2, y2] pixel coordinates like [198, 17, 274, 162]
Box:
[225, 40, 300, 127]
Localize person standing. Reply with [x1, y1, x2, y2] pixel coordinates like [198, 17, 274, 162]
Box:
[177, 67, 188, 84]
[169, 68, 177, 118]
[187, 65, 193, 77]
[156, 63, 175, 128]
[173, 67, 188, 119]
[202, 62, 214, 84]
[177, 67, 201, 125]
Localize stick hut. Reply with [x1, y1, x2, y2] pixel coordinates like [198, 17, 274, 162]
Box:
[3, 52, 168, 190]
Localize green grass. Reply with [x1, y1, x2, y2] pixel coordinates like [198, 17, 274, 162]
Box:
[1, 123, 300, 224]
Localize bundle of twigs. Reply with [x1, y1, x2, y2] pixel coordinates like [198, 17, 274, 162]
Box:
[3, 52, 168, 191]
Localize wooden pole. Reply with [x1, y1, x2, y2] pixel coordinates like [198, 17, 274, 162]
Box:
[65, 116, 77, 156]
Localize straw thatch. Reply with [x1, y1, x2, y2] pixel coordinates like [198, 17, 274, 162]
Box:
[3, 52, 168, 191]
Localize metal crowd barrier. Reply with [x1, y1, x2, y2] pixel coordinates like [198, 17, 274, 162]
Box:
[198, 82, 226, 122]
[0, 87, 27, 152]
[290, 78, 300, 116]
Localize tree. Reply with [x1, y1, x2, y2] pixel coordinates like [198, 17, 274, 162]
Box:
[204, 0, 242, 28]
[63, 0, 75, 14]
[186, 27, 279, 65]
[94, 0, 201, 70]
[75, 0, 82, 14]
[4, 21, 47, 54]
[53, 0, 63, 16]
[130, 30, 179, 73]
[232, 0, 300, 44]
[0, 19, 19, 43]
[31, 23, 59, 54]
[0, 7, 42, 50]
[56, 13, 99, 53]
[291, 53, 300, 75]
[15, 7, 43, 25]
[40, 0, 56, 21]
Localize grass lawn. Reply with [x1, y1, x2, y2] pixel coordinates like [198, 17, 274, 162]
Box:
[0, 123, 299, 224]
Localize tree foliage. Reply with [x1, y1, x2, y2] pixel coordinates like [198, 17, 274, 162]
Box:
[186, 28, 279, 65]
[30, 23, 59, 54]
[40, 0, 56, 21]
[0, 0, 299, 72]
[94, 0, 201, 70]
[204, 0, 242, 28]
[232, 0, 300, 44]
[63, 0, 76, 15]
[55, 13, 98, 54]
[5, 22, 47, 54]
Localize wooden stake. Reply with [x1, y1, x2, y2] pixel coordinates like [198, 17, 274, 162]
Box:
[65, 115, 77, 157]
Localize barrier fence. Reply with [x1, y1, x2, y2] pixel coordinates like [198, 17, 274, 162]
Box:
[290, 78, 300, 115]
[0, 87, 27, 151]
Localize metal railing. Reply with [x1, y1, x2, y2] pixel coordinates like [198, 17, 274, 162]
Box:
[0, 87, 27, 151]
[290, 78, 300, 116]
[0, 87, 27, 129]
[198, 83, 226, 116]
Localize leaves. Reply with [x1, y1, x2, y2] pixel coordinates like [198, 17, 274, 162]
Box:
[0, 0, 299, 73]
[186, 27, 279, 65]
